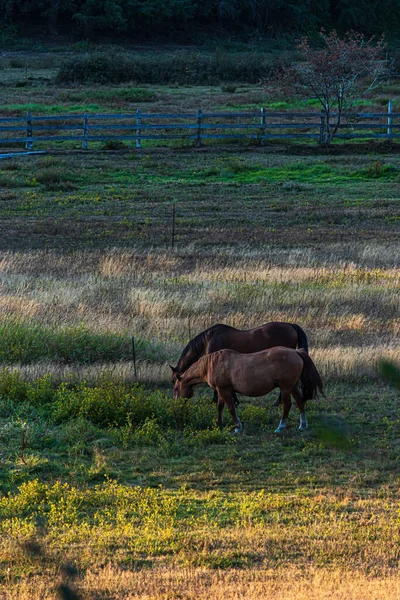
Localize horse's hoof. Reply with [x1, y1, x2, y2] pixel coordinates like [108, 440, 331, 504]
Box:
[298, 425, 308, 431]
[275, 427, 285, 434]
[234, 426, 243, 434]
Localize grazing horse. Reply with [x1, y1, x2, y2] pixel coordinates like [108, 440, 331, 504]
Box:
[173, 347, 324, 434]
[170, 322, 309, 406]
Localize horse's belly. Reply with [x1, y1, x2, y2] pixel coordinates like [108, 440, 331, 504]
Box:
[236, 381, 276, 397]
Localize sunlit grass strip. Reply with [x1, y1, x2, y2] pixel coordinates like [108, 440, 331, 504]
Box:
[1, 480, 400, 572]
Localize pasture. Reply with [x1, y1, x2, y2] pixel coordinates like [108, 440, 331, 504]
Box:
[0, 51, 400, 599]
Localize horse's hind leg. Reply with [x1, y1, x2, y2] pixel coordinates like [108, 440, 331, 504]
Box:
[292, 384, 308, 430]
[275, 390, 291, 433]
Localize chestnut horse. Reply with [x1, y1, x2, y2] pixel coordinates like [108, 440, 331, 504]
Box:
[173, 347, 323, 434]
[170, 321, 309, 406]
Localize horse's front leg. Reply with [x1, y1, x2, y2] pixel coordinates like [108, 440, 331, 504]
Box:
[275, 390, 291, 433]
[217, 393, 225, 429]
[219, 389, 242, 434]
[213, 389, 218, 404]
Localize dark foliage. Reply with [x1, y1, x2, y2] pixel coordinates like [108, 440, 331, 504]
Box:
[0, 0, 398, 43]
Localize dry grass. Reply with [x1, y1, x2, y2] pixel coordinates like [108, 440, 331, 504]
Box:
[4, 566, 400, 600]
[0, 245, 398, 381]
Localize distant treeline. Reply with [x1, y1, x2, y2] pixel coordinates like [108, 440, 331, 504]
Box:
[1, 0, 400, 42]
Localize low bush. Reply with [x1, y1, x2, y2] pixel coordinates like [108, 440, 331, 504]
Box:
[56, 51, 288, 85]
[55, 52, 136, 84]
[0, 368, 221, 433]
[52, 380, 159, 427]
[101, 139, 127, 151]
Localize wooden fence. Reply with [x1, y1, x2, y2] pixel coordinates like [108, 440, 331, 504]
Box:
[0, 104, 398, 149]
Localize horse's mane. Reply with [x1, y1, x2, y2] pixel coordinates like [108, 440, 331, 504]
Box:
[176, 323, 233, 373]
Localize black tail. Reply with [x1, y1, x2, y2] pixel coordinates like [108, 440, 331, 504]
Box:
[292, 323, 309, 353]
[297, 349, 324, 401]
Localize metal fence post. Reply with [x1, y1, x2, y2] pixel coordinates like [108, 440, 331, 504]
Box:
[132, 336, 137, 380]
[196, 109, 202, 148]
[387, 100, 392, 143]
[82, 113, 88, 149]
[260, 107, 266, 146]
[26, 111, 33, 150]
[136, 109, 142, 148]
[318, 111, 326, 145]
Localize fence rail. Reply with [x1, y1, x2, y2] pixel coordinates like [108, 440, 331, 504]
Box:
[0, 104, 398, 149]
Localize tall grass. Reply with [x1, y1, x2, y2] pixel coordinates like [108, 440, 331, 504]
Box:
[0, 319, 167, 364]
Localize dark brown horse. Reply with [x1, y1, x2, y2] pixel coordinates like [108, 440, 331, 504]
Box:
[170, 322, 309, 405]
[173, 347, 324, 434]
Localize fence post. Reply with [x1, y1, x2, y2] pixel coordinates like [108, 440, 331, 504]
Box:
[26, 111, 33, 150]
[318, 111, 326, 145]
[260, 107, 266, 146]
[82, 113, 88, 150]
[132, 336, 137, 379]
[136, 109, 142, 148]
[387, 100, 392, 143]
[171, 203, 176, 249]
[196, 109, 202, 148]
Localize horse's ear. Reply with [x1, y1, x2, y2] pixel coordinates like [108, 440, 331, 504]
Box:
[169, 365, 177, 373]
[176, 373, 182, 381]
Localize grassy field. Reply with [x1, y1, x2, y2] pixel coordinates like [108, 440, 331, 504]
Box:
[0, 50, 400, 599]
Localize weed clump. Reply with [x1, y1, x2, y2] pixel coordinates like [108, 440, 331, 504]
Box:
[101, 139, 127, 151]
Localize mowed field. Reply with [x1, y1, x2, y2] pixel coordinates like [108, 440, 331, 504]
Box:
[0, 51, 400, 599]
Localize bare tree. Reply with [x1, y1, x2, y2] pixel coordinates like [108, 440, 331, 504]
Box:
[273, 30, 389, 144]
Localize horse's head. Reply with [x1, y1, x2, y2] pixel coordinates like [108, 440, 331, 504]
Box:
[170, 366, 194, 399]
[169, 365, 179, 384]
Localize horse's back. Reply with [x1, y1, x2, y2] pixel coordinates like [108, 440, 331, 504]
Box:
[208, 321, 298, 353]
[208, 347, 303, 397]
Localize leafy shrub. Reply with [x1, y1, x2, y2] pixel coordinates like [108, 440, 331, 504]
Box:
[221, 84, 237, 93]
[131, 417, 167, 446]
[52, 380, 169, 428]
[185, 397, 216, 430]
[26, 376, 54, 406]
[0, 367, 228, 435]
[0, 368, 27, 401]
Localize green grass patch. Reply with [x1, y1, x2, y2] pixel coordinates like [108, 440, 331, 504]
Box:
[58, 87, 154, 104]
[0, 320, 166, 364]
